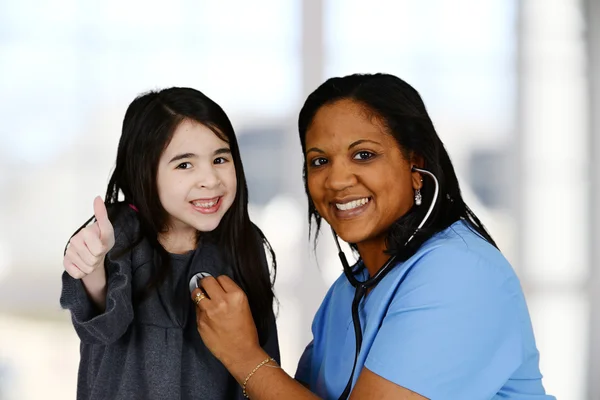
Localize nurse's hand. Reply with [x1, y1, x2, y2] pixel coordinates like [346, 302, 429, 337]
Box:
[191, 276, 267, 377]
[192, 277, 322, 399]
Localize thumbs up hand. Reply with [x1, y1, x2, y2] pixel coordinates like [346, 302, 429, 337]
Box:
[64, 196, 115, 279]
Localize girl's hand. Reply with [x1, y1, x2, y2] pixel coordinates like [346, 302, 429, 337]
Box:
[63, 196, 115, 279]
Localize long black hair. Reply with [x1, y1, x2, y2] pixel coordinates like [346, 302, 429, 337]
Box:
[67, 87, 276, 339]
[298, 73, 497, 261]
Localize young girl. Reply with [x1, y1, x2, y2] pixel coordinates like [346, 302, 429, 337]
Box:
[60, 87, 280, 400]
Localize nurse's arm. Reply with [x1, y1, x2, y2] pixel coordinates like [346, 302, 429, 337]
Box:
[227, 353, 320, 400]
[193, 276, 427, 399]
[228, 349, 426, 400]
[350, 367, 428, 400]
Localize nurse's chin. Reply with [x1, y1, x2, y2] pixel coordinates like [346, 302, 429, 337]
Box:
[333, 228, 379, 247]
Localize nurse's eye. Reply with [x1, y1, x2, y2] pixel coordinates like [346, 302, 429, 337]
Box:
[310, 157, 328, 167]
[176, 162, 192, 169]
[353, 151, 375, 161]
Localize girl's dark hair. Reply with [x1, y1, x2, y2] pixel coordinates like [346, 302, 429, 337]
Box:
[298, 73, 497, 260]
[67, 87, 276, 340]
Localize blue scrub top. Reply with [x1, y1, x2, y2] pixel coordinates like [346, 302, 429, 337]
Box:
[295, 220, 554, 400]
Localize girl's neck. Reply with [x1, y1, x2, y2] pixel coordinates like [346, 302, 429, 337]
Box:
[158, 228, 197, 254]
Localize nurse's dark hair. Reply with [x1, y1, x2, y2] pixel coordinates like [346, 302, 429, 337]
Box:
[64, 87, 276, 343]
[298, 73, 497, 260]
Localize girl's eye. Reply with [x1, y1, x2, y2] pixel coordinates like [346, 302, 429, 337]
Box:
[214, 157, 229, 165]
[176, 162, 192, 169]
[353, 151, 375, 161]
[310, 157, 328, 167]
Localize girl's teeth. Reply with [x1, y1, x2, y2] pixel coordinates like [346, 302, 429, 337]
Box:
[193, 199, 218, 208]
[335, 197, 369, 211]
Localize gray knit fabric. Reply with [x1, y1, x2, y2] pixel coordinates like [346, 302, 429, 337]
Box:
[60, 205, 280, 400]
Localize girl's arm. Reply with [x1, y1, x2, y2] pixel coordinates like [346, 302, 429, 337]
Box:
[62, 197, 114, 310]
[80, 261, 108, 310]
[60, 199, 135, 345]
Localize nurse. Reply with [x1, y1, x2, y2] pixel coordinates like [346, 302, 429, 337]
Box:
[190, 73, 555, 400]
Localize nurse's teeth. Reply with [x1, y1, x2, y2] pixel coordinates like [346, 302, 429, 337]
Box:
[335, 197, 369, 211]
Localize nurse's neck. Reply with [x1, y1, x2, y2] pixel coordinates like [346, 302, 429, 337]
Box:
[357, 238, 390, 279]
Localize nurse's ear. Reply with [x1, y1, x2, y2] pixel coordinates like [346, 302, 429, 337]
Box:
[410, 154, 425, 190]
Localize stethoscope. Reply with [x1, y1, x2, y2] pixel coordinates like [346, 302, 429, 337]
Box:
[332, 166, 440, 400]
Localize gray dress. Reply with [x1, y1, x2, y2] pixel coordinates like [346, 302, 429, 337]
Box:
[60, 205, 280, 400]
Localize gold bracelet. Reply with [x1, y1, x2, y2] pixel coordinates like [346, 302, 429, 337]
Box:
[242, 357, 276, 398]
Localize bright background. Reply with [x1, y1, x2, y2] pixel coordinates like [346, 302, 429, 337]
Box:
[1, 0, 598, 398]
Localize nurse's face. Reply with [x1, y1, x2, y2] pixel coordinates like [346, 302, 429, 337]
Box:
[304, 99, 423, 248]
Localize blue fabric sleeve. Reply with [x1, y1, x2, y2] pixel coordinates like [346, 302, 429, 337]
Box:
[364, 247, 524, 400]
[295, 340, 314, 385]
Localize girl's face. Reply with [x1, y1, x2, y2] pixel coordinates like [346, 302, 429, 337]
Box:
[156, 119, 237, 241]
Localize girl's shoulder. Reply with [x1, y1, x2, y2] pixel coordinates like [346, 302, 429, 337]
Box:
[106, 202, 141, 247]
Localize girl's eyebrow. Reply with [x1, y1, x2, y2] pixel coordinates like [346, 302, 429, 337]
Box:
[169, 153, 197, 163]
[169, 148, 231, 163]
